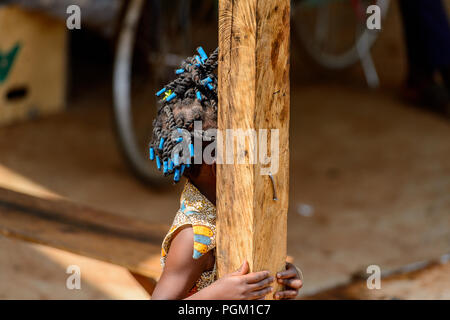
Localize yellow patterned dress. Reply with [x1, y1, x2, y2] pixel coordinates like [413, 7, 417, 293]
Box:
[161, 181, 217, 295]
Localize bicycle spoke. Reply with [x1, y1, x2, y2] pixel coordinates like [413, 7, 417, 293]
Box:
[315, 4, 330, 48]
[292, 0, 390, 69]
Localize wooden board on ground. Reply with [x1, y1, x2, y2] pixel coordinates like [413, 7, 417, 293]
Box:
[217, 0, 290, 297]
[0, 6, 67, 126]
[0, 187, 166, 279]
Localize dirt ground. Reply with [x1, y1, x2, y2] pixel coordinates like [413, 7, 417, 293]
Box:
[0, 2, 449, 299]
[306, 256, 450, 300]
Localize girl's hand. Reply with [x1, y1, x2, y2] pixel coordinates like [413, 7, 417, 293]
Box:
[274, 262, 303, 300]
[202, 261, 274, 300]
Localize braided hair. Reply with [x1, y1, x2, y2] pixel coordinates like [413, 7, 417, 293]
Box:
[149, 47, 219, 183]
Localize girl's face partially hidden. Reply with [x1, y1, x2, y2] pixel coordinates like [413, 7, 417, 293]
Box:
[186, 163, 217, 205]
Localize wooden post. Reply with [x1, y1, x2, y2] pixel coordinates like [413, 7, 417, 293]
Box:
[217, 0, 290, 298]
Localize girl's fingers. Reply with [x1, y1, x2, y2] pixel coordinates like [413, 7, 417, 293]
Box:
[244, 271, 271, 284]
[274, 290, 298, 300]
[249, 276, 275, 291]
[277, 278, 303, 289]
[276, 268, 297, 279]
[231, 260, 249, 276]
[248, 286, 273, 300]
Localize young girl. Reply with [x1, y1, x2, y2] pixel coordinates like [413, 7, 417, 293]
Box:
[149, 47, 302, 300]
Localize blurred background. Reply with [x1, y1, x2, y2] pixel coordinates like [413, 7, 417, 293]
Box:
[0, 0, 449, 299]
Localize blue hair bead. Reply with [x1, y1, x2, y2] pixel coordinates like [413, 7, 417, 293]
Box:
[175, 69, 185, 75]
[149, 147, 155, 160]
[165, 92, 177, 102]
[196, 91, 202, 101]
[163, 160, 168, 174]
[156, 156, 161, 170]
[180, 164, 186, 175]
[159, 138, 165, 150]
[168, 159, 174, 171]
[201, 77, 212, 85]
[195, 55, 202, 65]
[175, 128, 183, 142]
[197, 47, 208, 62]
[156, 88, 166, 97]
[190, 144, 194, 157]
[207, 83, 214, 91]
[174, 169, 180, 182]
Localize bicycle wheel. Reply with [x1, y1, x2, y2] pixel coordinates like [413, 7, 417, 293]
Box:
[292, 0, 390, 69]
[113, 0, 192, 187]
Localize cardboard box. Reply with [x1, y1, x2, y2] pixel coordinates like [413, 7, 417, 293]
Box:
[0, 6, 67, 126]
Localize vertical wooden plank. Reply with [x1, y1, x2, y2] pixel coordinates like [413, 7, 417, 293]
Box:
[217, 0, 290, 298]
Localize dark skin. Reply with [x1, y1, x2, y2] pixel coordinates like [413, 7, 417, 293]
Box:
[151, 163, 303, 300]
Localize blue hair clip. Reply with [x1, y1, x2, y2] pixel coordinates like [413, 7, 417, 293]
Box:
[190, 144, 194, 157]
[174, 169, 181, 182]
[156, 156, 161, 170]
[163, 160, 168, 174]
[186, 155, 191, 167]
[197, 47, 208, 62]
[175, 128, 183, 142]
[159, 138, 165, 150]
[156, 88, 166, 97]
[165, 92, 177, 102]
[196, 91, 202, 101]
[207, 83, 214, 91]
[180, 164, 186, 175]
[175, 69, 185, 75]
[168, 159, 174, 171]
[149, 147, 155, 160]
[201, 77, 212, 85]
[195, 55, 202, 66]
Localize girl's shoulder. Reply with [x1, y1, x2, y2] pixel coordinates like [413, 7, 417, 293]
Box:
[161, 181, 216, 263]
[180, 181, 216, 221]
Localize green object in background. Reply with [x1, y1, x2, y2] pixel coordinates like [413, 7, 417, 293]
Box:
[0, 43, 21, 84]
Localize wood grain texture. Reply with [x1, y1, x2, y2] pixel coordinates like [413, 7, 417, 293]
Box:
[217, 0, 290, 298]
[0, 187, 166, 279]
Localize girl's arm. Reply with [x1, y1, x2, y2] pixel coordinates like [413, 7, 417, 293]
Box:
[151, 227, 212, 299]
[151, 226, 274, 300]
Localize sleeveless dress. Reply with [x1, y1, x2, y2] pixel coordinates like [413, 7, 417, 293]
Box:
[160, 181, 218, 295]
